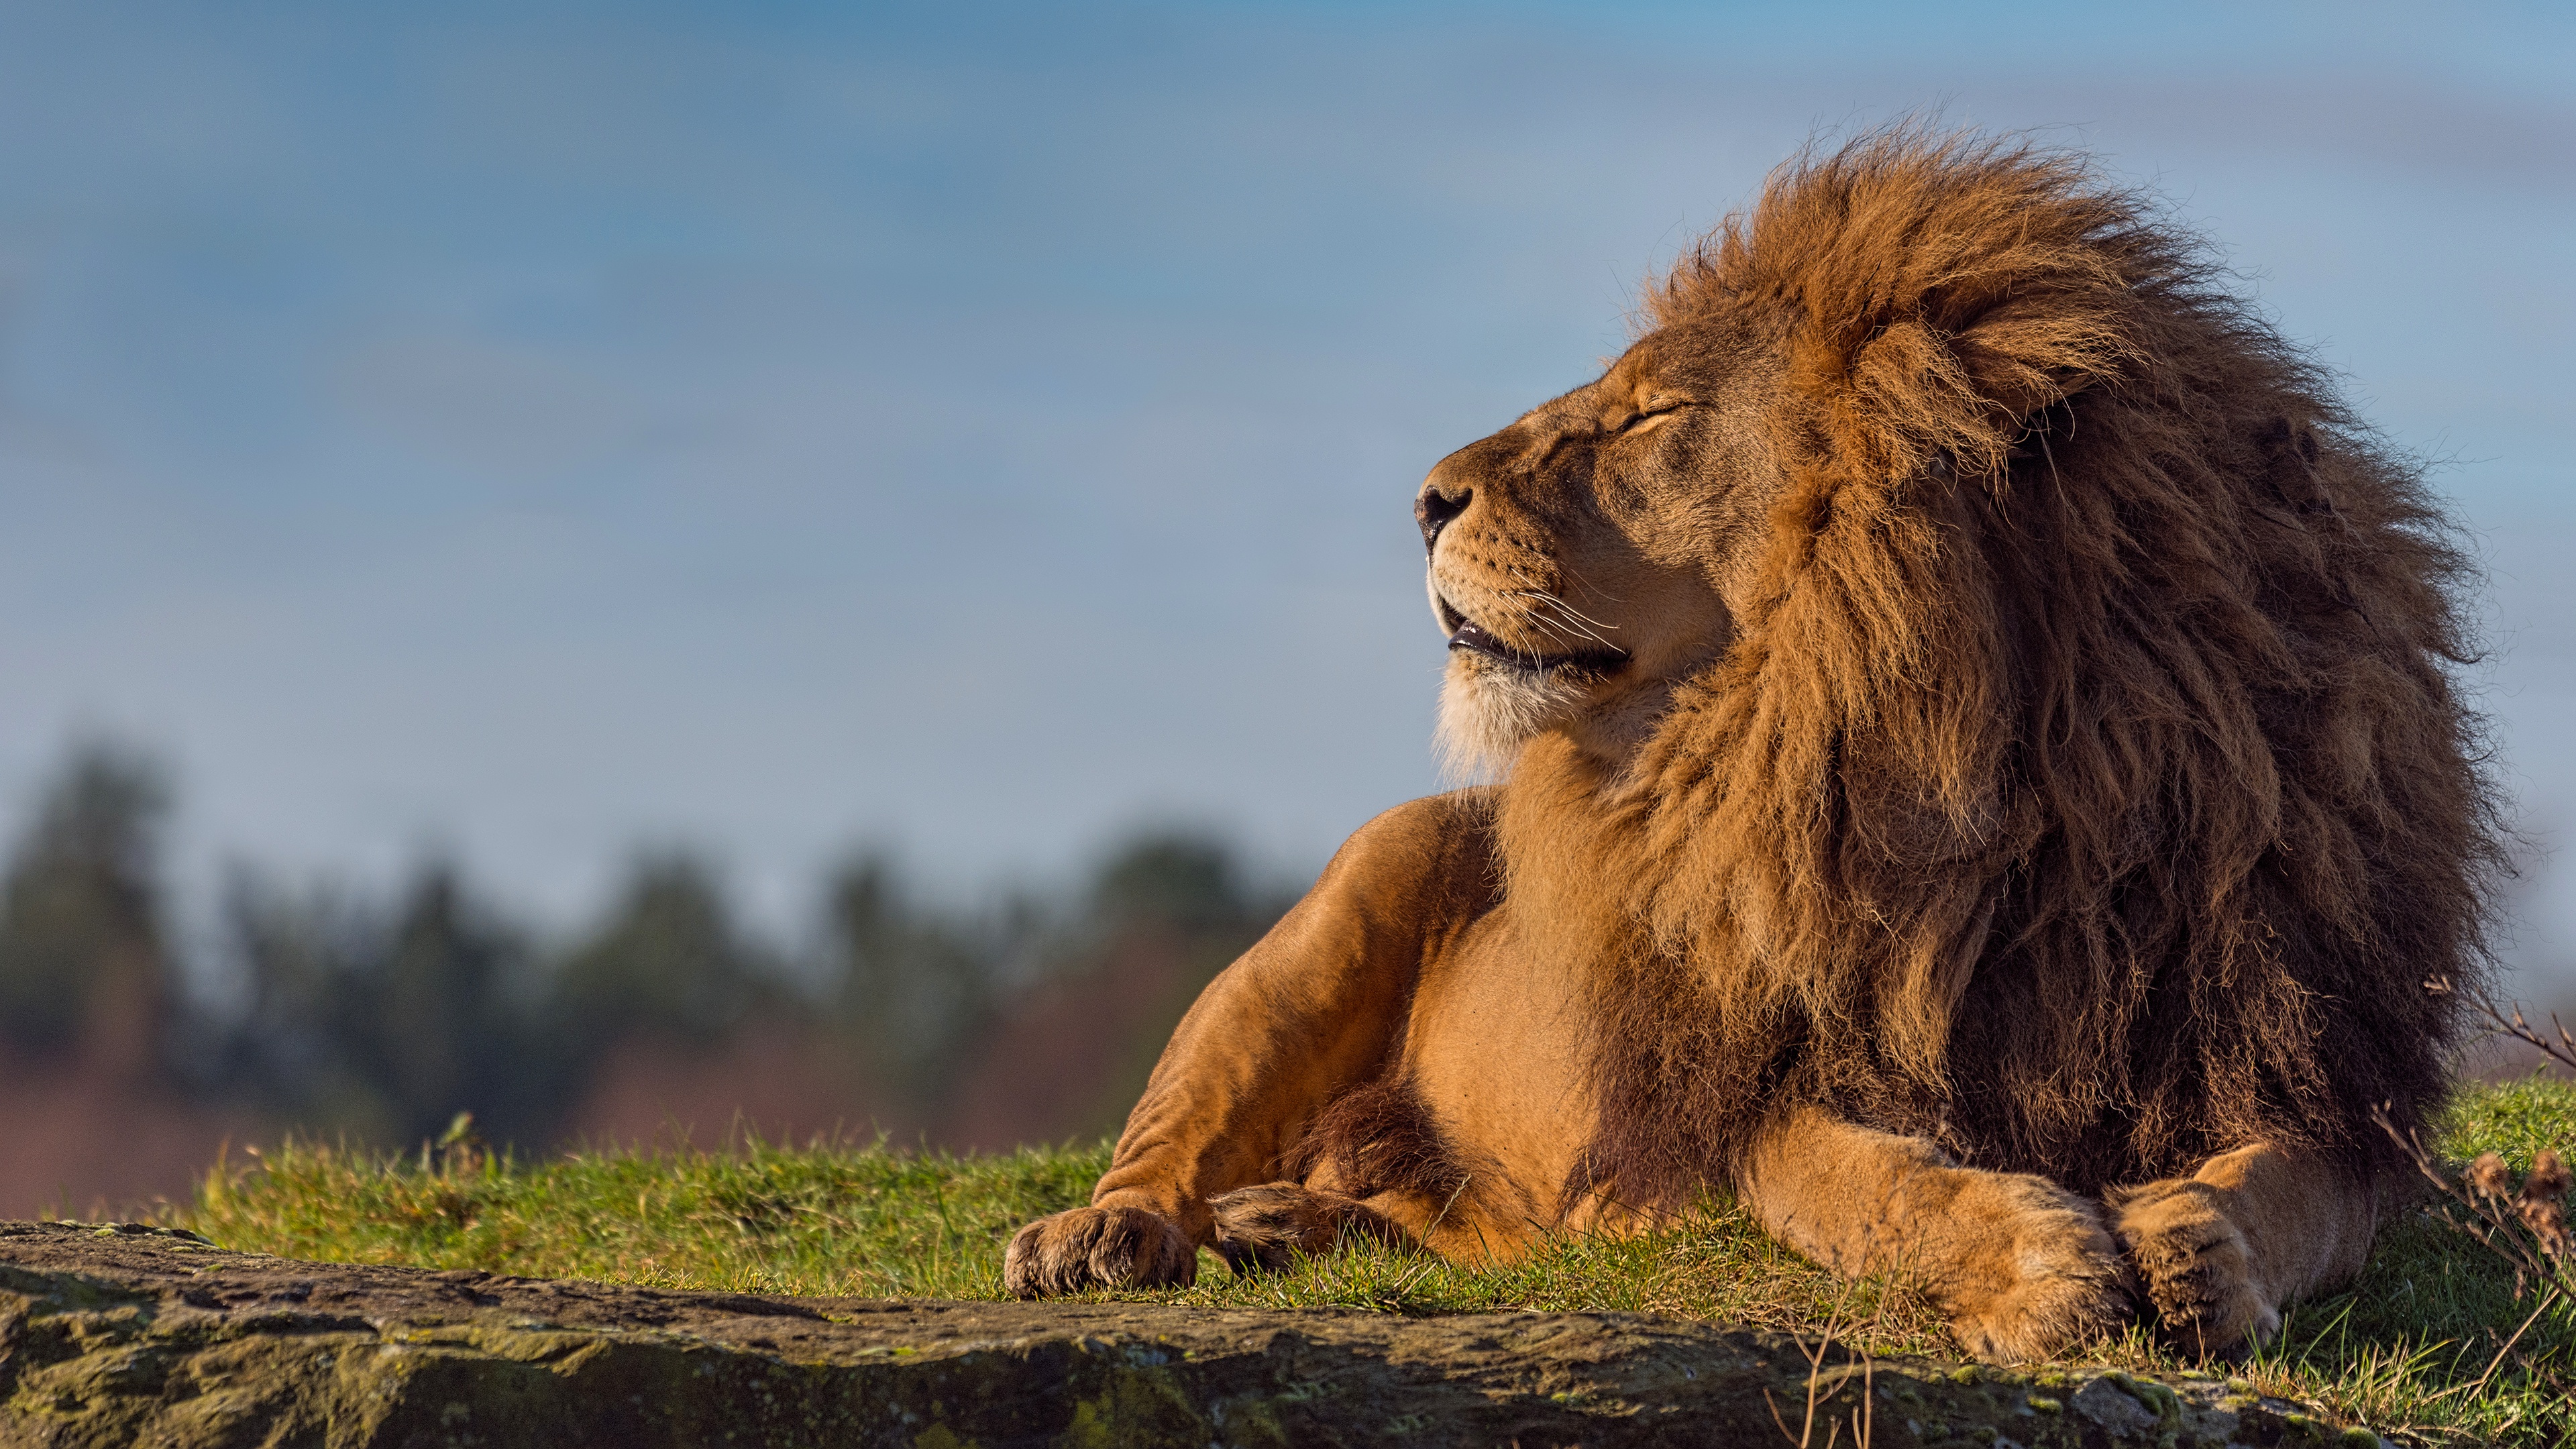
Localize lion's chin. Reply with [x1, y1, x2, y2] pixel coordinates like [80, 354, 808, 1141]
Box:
[1436, 653, 1593, 783]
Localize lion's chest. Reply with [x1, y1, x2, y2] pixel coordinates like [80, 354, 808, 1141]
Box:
[1395, 902, 1600, 1217]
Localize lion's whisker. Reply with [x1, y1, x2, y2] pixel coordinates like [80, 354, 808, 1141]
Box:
[1556, 560, 1629, 608]
[1511, 592, 1620, 651]
[1517, 608, 1596, 651]
[1524, 590, 1621, 640]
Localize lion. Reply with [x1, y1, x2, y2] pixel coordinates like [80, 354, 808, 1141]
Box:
[1003, 129, 2500, 1364]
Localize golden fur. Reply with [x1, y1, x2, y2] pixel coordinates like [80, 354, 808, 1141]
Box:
[1004, 129, 2499, 1363]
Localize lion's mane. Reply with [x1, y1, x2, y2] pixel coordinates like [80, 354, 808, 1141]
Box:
[1502, 130, 2503, 1207]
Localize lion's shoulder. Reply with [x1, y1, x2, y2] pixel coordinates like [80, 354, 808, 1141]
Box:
[1297, 790, 1501, 945]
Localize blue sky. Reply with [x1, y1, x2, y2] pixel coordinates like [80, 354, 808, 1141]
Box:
[3, 2, 2572, 981]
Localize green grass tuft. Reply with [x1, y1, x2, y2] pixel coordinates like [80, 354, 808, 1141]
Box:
[166, 1077, 2576, 1447]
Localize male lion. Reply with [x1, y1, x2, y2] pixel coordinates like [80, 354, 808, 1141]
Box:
[1004, 131, 2498, 1363]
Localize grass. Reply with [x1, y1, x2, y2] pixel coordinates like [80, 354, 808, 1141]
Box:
[162, 1077, 2576, 1447]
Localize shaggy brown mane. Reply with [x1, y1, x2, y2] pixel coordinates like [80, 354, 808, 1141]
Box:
[1508, 129, 2504, 1208]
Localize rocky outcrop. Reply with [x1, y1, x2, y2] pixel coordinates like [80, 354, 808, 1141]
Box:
[0, 1222, 2383, 1447]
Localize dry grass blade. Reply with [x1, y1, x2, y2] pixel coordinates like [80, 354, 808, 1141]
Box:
[1762, 1267, 1874, 1448]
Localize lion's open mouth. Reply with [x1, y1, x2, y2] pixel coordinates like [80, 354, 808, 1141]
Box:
[1446, 616, 1629, 675]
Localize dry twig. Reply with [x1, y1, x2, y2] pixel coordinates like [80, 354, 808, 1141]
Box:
[2371, 990, 2574, 1393]
[2426, 975, 2576, 1077]
[1763, 1274, 1875, 1448]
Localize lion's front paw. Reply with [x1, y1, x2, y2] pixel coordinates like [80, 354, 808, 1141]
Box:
[1002, 1205, 1197, 1298]
[1209, 1182, 1409, 1275]
[2110, 1178, 2275, 1358]
[1939, 1175, 2132, 1365]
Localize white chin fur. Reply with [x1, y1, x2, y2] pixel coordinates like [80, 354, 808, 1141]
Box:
[1436, 654, 1589, 783]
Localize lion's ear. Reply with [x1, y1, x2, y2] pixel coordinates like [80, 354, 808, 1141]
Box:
[1829, 262, 2137, 477]
[1950, 288, 2133, 419]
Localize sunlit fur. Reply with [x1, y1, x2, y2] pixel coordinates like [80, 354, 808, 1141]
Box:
[1436, 655, 1591, 782]
[1505, 128, 2503, 1207]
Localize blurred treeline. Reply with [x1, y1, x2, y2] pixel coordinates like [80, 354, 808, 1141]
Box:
[0, 743, 1293, 1205]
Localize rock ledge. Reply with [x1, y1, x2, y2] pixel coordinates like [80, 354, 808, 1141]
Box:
[0, 1221, 2383, 1447]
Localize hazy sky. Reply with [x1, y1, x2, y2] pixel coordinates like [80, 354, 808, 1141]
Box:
[3, 2, 2571, 979]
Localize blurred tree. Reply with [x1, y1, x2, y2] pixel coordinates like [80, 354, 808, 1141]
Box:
[0, 743, 174, 1079]
[934, 830, 1291, 1146]
[220, 874, 391, 1138]
[372, 866, 541, 1146]
[821, 854, 999, 1108]
[1088, 833, 1252, 933]
[222, 861, 543, 1148]
[1071, 830, 1281, 1124]
[547, 853, 777, 1069]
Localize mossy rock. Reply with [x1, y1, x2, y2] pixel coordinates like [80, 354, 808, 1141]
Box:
[0, 1222, 2383, 1447]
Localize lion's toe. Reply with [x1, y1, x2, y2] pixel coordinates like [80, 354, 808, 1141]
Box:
[1951, 1262, 2131, 1366]
[1002, 1205, 1196, 1299]
[2111, 1180, 2275, 1360]
[1210, 1182, 1410, 1275]
[1941, 1176, 2132, 1365]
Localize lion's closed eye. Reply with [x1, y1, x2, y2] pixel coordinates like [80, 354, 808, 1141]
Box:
[1616, 403, 1687, 435]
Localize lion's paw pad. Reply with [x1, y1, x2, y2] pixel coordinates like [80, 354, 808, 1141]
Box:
[1945, 1176, 2133, 1364]
[2110, 1181, 2275, 1358]
[1002, 1205, 1195, 1298]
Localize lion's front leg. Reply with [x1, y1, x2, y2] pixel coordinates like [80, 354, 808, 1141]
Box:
[1001, 795, 1493, 1298]
[1204, 1183, 1417, 1274]
[1738, 1107, 2131, 1364]
[2108, 1144, 2378, 1358]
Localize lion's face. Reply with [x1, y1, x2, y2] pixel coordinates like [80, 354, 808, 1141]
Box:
[1418, 319, 1789, 777]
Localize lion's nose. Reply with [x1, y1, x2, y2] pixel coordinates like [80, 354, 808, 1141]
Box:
[1415, 486, 1470, 555]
